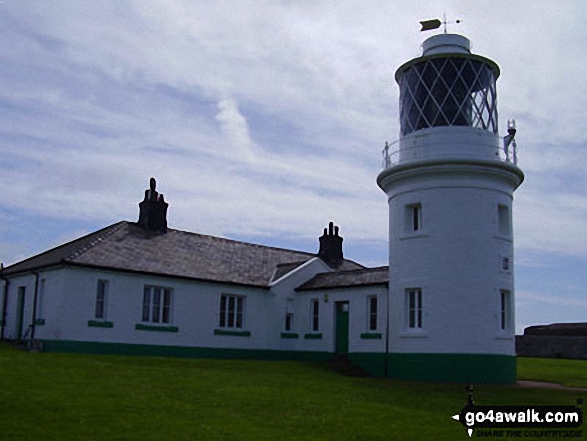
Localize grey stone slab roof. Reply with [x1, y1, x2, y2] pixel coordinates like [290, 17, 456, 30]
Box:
[270, 261, 308, 282]
[295, 266, 389, 291]
[3, 221, 364, 288]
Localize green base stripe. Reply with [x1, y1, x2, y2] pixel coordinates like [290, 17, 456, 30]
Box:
[348, 352, 387, 377]
[40, 340, 332, 362]
[34, 319, 46, 326]
[387, 353, 517, 384]
[280, 333, 299, 339]
[135, 324, 178, 332]
[88, 320, 114, 328]
[304, 333, 323, 339]
[37, 340, 515, 384]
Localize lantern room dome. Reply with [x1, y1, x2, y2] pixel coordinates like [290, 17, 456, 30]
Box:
[422, 33, 470, 56]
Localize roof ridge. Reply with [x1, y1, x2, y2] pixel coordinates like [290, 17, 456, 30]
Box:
[321, 265, 388, 276]
[275, 259, 311, 267]
[168, 227, 316, 256]
[66, 222, 126, 261]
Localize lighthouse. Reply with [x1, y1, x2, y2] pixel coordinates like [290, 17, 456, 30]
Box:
[377, 33, 524, 383]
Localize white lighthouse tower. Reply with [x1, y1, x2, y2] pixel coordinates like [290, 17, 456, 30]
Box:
[377, 33, 524, 384]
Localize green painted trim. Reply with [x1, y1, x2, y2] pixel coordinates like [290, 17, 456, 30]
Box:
[280, 332, 299, 339]
[387, 353, 517, 384]
[27, 338, 519, 384]
[360, 332, 382, 339]
[88, 320, 114, 328]
[135, 323, 178, 333]
[40, 340, 333, 362]
[34, 319, 46, 326]
[304, 333, 323, 340]
[348, 352, 387, 377]
[214, 329, 251, 337]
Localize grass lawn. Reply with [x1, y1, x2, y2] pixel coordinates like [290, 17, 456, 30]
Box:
[0, 344, 584, 440]
[517, 356, 587, 388]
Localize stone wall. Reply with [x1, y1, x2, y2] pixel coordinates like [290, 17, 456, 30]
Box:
[516, 335, 587, 360]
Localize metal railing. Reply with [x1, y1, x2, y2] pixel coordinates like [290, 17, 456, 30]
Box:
[381, 133, 518, 169]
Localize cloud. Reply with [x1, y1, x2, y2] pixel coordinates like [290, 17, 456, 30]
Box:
[214, 96, 257, 163]
[0, 0, 585, 269]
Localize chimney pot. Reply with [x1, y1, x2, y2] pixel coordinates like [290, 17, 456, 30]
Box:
[318, 222, 344, 267]
[138, 178, 169, 232]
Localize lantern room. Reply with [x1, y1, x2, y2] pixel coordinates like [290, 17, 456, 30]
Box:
[396, 33, 499, 136]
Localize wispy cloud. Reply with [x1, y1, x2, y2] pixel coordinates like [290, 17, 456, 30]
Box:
[215, 96, 257, 163]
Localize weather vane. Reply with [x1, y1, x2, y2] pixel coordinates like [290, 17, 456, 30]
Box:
[420, 13, 461, 33]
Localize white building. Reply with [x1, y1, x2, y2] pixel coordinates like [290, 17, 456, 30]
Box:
[0, 178, 389, 375]
[378, 33, 523, 383]
[0, 33, 523, 384]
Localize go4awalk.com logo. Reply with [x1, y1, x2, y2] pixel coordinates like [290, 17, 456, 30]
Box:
[451, 387, 584, 438]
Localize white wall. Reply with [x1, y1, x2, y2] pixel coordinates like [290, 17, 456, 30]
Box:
[28, 267, 273, 349]
[292, 285, 388, 354]
[268, 257, 331, 351]
[3, 263, 388, 357]
[383, 164, 519, 356]
[2, 269, 66, 341]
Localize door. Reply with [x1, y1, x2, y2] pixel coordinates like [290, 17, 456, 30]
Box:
[16, 287, 25, 340]
[335, 301, 349, 354]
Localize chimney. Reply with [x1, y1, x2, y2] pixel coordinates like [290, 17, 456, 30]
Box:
[318, 222, 343, 267]
[138, 178, 168, 232]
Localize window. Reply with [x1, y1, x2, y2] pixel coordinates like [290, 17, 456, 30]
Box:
[219, 294, 245, 329]
[311, 299, 319, 332]
[407, 288, 422, 329]
[368, 296, 378, 331]
[405, 203, 422, 233]
[95, 280, 108, 319]
[500, 290, 512, 331]
[498, 204, 511, 236]
[142, 285, 172, 324]
[502, 257, 510, 271]
[284, 299, 294, 331]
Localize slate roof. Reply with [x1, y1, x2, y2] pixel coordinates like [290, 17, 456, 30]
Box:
[270, 261, 309, 282]
[296, 266, 389, 291]
[2, 221, 364, 288]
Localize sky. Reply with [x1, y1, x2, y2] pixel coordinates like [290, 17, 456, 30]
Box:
[0, 1, 586, 334]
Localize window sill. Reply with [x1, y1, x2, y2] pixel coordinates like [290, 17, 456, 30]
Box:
[400, 231, 429, 240]
[304, 333, 323, 340]
[214, 329, 251, 337]
[88, 320, 114, 328]
[360, 332, 382, 339]
[399, 330, 428, 338]
[494, 234, 512, 242]
[494, 333, 514, 340]
[34, 319, 46, 326]
[280, 332, 299, 339]
[135, 323, 178, 332]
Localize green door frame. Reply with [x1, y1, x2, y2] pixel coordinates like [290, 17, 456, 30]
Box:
[335, 301, 349, 354]
[16, 287, 25, 340]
